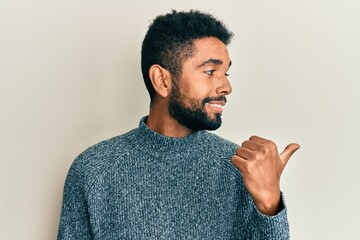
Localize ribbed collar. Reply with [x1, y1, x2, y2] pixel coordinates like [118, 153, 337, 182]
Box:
[135, 116, 209, 155]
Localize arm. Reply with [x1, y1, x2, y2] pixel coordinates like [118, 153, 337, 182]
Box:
[248, 192, 289, 239]
[57, 163, 93, 240]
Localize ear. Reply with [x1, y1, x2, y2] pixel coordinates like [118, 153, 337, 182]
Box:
[149, 64, 171, 98]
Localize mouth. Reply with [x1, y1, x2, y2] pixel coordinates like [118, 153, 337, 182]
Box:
[205, 101, 225, 114]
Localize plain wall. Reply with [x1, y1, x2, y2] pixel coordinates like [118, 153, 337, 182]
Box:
[1, 0, 359, 239]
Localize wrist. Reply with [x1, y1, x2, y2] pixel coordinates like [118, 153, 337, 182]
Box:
[254, 191, 281, 216]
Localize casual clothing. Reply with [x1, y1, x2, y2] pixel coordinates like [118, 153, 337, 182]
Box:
[58, 117, 289, 239]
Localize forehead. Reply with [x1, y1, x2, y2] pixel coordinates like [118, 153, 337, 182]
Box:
[190, 37, 230, 65]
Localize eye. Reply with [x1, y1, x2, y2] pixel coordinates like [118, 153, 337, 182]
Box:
[205, 70, 215, 75]
[225, 73, 230, 77]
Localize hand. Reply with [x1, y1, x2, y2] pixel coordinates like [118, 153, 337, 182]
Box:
[231, 136, 300, 216]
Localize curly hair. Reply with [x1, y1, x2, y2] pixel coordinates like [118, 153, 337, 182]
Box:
[141, 10, 234, 104]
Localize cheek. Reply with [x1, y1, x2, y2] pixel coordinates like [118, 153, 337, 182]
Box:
[180, 92, 203, 108]
[182, 77, 214, 99]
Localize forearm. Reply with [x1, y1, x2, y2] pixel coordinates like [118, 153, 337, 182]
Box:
[249, 192, 290, 240]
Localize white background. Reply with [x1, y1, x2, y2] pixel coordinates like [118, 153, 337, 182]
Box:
[1, 1, 359, 239]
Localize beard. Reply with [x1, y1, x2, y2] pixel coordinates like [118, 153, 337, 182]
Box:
[168, 84, 226, 132]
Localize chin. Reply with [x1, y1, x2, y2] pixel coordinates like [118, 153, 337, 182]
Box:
[203, 114, 222, 131]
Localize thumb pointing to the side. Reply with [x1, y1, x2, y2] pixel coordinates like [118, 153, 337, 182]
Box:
[279, 143, 300, 167]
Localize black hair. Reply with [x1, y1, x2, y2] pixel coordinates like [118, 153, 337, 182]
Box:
[141, 10, 234, 104]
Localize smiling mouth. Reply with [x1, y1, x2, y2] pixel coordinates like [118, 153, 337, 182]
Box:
[205, 102, 225, 113]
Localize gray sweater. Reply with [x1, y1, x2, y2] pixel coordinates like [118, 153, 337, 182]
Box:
[58, 117, 289, 239]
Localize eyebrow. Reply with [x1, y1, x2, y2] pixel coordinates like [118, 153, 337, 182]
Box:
[197, 58, 232, 68]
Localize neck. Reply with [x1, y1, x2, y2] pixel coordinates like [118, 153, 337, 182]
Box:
[146, 103, 193, 138]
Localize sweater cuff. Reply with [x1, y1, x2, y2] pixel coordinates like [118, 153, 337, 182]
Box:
[251, 192, 290, 239]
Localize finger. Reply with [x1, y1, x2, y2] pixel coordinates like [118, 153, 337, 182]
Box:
[235, 147, 254, 160]
[231, 155, 248, 174]
[249, 135, 271, 144]
[249, 136, 278, 154]
[279, 143, 300, 166]
[242, 140, 263, 152]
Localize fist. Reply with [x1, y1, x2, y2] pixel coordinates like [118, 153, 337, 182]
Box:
[231, 136, 300, 215]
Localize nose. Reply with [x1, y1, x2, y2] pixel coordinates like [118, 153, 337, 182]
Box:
[216, 76, 232, 96]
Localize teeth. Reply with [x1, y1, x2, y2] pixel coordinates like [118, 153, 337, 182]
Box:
[209, 104, 223, 109]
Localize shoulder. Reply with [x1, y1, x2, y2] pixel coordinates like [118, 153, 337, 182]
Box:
[202, 131, 239, 151]
[65, 128, 139, 188]
[199, 131, 243, 181]
[197, 131, 239, 166]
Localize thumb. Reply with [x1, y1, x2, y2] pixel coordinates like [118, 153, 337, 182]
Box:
[279, 143, 300, 166]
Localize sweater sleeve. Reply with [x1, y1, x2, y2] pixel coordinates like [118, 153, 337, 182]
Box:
[57, 161, 93, 240]
[248, 192, 290, 239]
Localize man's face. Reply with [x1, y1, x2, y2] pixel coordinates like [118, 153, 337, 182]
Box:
[168, 37, 232, 131]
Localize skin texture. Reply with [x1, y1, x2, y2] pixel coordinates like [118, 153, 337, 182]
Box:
[146, 37, 300, 216]
[232, 136, 300, 215]
[147, 37, 231, 137]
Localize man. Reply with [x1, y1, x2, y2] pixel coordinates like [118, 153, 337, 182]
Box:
[58, 10, 300, 239]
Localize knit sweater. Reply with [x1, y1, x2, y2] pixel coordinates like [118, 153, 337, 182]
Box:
[58, 117, 289, 239]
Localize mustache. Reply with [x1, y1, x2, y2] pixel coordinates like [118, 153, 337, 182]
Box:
[202, 96, 227, 105]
